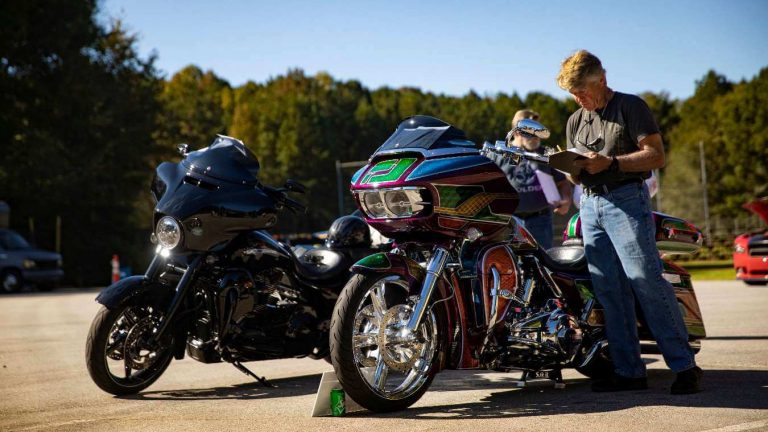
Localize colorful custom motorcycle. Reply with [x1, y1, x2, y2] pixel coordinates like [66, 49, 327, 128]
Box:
[329, 116, 706, 412]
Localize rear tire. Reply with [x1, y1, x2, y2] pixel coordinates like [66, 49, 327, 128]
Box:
[330, 273, 445, 413]
[575, 352, 614, 379]
[86, 304, 173, 395]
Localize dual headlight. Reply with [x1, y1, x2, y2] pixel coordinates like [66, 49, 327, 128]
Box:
[156, 216, 182, 250]
[357, 187, 427, 219]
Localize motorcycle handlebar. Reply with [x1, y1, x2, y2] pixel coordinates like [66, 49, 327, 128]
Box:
[261, 184, 307, 214]
[480, 141, 550, 164]
[283, 196, 307, 214]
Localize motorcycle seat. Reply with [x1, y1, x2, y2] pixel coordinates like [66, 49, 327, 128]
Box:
[540, 245, 588, 272]
[295, 248, 352, 281]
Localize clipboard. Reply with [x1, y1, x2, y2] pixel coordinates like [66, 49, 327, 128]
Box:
[534, 170, 562, 205]
[549, 149, 586, 176]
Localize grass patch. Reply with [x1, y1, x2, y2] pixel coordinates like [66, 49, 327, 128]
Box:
[673, 259, 735, 280]
[687, 267, 736, 280]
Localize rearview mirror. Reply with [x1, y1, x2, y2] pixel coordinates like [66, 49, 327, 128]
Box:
[515, 118, 550, 140]
[284, 179, 306, 194]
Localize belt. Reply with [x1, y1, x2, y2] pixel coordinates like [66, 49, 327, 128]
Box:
[515, 208, 550, 219]
[583, 178, 643, 196]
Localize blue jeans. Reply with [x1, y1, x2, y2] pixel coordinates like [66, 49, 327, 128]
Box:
[516, 211, 554, 250]
[580, 183, 695, 378]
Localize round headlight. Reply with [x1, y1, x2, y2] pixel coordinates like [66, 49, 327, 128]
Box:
[363, 192, 387, 218]
[156, 216, 182, 250]
[384, 190, 412, 217]
[384, 188, 424, 218]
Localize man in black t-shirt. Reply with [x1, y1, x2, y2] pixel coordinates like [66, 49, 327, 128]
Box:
[557, 50, 702, 394]
[490, 109, 571, 249]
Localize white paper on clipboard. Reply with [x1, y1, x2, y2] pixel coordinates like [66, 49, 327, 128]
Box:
[535, 170, 561, 205]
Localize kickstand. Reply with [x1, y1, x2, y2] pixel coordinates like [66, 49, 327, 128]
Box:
[515, 370, 533, 388]
[514, 370, 566, 389]
[233, 361, 275, 387]
[549, 369, 566, 389]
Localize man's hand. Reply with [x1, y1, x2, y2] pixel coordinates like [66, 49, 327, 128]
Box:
[573, 151, 612, 174]
[552, 199, 571, 215]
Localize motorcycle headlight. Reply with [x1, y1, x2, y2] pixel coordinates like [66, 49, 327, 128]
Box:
[363, 191, 387, 218]
[359, 188, 426, 219]
[156, 216, 182, 250]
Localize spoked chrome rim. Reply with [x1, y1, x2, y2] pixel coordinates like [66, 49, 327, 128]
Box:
[103, 305, 170, 388]
[352, 275, 438, 400]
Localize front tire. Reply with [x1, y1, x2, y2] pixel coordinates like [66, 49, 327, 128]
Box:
[330, 273, 444, 413]
[1, 269, 23, 293]
[85, 303, 173, 395]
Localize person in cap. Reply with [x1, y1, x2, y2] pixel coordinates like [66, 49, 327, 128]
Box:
[490, 109, 571, 249]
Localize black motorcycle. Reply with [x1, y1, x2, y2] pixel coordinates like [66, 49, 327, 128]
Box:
[86, 135, 376, 395]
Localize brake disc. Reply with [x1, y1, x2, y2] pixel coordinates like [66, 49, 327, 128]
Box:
[378, 305, 424, 373]
[106, 330, 126, 361]
[123, 317, 159, 370]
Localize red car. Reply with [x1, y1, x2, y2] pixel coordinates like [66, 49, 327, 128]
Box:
[734, 197, 768, 285]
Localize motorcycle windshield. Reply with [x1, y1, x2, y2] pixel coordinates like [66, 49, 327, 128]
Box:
[374, 123, 476, 154]
[181, 135, 260, 185]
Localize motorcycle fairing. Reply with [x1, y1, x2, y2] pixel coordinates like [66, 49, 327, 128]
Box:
[661, 260, 706, 338]
[153, 162, 278, 251]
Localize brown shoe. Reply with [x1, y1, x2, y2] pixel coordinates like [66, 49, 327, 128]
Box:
[671, 366, 703, 394]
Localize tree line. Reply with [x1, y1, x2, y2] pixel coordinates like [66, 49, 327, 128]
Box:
[1, 1, 766, 285]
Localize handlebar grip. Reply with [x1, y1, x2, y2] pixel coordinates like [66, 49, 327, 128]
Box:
[283, 196, 307, 214]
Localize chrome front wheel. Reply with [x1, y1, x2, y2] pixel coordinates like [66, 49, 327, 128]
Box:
[331, 273, 442, 412]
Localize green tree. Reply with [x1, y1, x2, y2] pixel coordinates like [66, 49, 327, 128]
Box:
[662, 71, 733, 226]
[155, 65, 232, 154]
[710, 67, 768, 212]
[0, 1, 161, 285]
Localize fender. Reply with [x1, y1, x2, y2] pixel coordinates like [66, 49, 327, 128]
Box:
[95, 275, 186, 359]
[351, 252, 461, 370]
[95, 276, 172, 309]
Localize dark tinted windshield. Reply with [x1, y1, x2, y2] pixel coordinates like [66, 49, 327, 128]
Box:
[376, 116, 476, 153]
[0, 230, 31, 250]
[181, 136, 261, 185]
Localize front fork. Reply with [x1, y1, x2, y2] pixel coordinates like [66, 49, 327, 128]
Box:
[405, 247, 450, 333]
[147, 254, 202, 346]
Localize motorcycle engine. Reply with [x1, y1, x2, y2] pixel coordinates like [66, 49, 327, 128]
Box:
[225, 268, 319, 358]
[497, 300, 582, 370]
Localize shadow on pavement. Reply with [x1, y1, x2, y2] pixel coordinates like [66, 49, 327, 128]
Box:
[120, 367, 768, 418]
[345, 368, 768, 419]
[124, 373, 324, 401]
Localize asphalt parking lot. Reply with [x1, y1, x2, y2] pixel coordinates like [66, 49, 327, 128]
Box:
[0, 281, 766, 432]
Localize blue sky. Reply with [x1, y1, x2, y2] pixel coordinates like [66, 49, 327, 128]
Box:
[100, 0, 768, 100]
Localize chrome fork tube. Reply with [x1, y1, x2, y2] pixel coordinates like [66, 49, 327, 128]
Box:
[406, 247, 450, 332]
